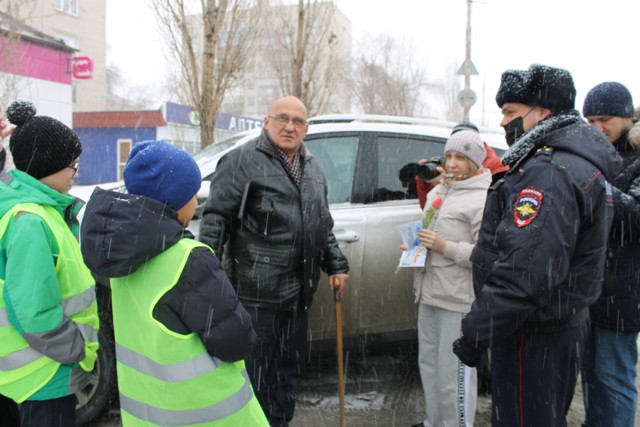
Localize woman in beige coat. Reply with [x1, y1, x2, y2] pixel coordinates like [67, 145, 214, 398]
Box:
[405, 130, 491, 427]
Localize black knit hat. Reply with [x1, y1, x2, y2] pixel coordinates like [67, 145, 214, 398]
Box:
[451, 121, 479, 135]
[6, 100, 82, 179]
[525, 64, 575, 112]
[583, 82, 634, 118]
[496, 69, 529, 108]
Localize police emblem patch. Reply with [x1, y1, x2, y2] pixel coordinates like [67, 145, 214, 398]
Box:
[513, 187, 543, 227]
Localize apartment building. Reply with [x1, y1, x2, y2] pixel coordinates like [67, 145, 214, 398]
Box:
[22, 0, 108, 112]
[220, 1, 353, 116]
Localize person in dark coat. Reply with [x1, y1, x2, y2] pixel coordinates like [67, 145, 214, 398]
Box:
[199, 96, 350, 426]
[581, 81, 640, 427]
[452, 64, 621, 427]
[80, 140, 267, 425]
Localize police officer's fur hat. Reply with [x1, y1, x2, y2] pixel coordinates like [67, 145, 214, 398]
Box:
[495, 64, 576, 113]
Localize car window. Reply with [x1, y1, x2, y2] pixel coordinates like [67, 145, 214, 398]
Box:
[304, 134, 358, 204]
[192, 134, 245, 162]
[373, 134, 446, 202]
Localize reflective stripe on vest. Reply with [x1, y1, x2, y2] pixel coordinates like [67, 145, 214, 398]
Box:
[111, 238, 267, 426]
[119, 370, 255, 426]
[0, 203, 99, 402]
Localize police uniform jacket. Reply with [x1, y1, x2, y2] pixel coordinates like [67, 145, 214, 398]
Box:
[463, 111, 622, 345]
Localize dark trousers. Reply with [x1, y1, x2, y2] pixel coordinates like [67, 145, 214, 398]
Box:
[19, 394, 76, 427]
[490, 318, 589, 427]
[245, 305, 309, 427]
[0, 394, 20, 427]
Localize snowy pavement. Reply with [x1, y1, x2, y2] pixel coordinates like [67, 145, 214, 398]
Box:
[93, 339, 640, 427]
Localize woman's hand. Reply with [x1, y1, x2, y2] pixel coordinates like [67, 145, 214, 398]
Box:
[418, 229, 446, 254]
[417, 158, 445, 185]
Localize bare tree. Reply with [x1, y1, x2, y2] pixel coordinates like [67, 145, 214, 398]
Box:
[352, 34, 430, 117]
[151, 0, 263, 148]
[105, 63, 164, 110]
[0, 1, 37, 111]
[266, 0, 350, 115]
[439, 61, 464, 122]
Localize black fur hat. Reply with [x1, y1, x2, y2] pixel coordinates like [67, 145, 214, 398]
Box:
[495, 64, 576, 113]
[6, 100, 82, 179]
[495, 69, 529, 108]
[525, 64, 576, 112]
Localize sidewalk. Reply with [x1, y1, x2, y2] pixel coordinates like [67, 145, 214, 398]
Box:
[94, 340, 640, 427]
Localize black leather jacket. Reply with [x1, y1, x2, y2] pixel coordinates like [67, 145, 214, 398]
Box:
[463, 111, 621, 345]
[199, 130, 349, 311]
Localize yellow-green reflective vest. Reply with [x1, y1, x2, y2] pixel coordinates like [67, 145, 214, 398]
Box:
[0, 203, 99, 402]
[111, 238, 268, 427]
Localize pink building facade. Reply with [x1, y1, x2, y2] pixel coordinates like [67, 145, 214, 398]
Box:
[0, 14, 75, 126]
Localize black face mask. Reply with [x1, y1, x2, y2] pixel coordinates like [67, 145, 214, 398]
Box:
[503, 116, 525, 147]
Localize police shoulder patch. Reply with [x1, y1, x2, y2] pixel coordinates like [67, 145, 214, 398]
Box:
[513, 187, 543, 227]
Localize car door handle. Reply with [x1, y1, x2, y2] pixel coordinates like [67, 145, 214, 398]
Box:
[333, 230, 360, 243]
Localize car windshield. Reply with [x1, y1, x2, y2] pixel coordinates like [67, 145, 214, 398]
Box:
[192, 134, 247, 162]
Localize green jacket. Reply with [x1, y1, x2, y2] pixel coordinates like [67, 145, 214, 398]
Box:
[112, 238, 267, 426]
[0, 170, 99, 402]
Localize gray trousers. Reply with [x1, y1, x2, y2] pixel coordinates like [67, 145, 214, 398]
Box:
[418, 303, 477, 427]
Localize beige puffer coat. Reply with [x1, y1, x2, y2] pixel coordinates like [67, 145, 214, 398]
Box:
[413, 169, 491, 313]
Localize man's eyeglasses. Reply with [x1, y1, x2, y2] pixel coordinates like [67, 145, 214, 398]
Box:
[268, 114, 307, 129]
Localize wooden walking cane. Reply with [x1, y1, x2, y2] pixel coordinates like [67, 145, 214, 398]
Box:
[333, 276, 345, 427]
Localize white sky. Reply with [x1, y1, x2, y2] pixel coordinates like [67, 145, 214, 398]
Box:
[106, 0, 640, 128]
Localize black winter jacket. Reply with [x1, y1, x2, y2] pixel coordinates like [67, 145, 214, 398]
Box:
[80, 188, 256, 362]
[591, 123, 640, 332]
[199, 130, 349, 311]
[463, 111, 621, 345]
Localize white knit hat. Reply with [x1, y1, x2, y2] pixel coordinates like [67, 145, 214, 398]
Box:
[444, 130, 486, 168]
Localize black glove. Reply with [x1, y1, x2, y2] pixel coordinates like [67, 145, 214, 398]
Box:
[452, 336, 485, 368]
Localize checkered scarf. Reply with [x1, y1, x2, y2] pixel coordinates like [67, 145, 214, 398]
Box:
[273, 143, 303, 187]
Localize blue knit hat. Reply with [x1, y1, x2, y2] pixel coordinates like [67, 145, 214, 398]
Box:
[583, 82, 634, 118]
[124, 140, 201, 212]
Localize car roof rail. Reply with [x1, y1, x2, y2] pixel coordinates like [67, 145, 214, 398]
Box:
[308, 113, 460, 129]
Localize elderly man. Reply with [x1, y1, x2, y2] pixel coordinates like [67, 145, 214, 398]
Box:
[581, 81, 640, 427]
[200, 96, 349, 427]
[452, 64, 621, 427]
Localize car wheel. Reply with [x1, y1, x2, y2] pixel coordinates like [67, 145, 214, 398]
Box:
[75, 286, 117, 426]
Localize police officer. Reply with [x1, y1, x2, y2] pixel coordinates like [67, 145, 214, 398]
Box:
[452, 64, 621, 427]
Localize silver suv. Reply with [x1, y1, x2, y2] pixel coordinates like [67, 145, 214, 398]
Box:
[70, 114, 507, 425]
[192, 114, 506, 345]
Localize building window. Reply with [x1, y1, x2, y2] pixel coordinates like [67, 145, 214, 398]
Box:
[117, 139, 132, 181]
[55, 0, 78, 15]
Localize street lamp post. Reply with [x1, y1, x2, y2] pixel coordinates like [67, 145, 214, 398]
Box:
[457, 0, 477, 122]
[463, 0, 472, 121]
